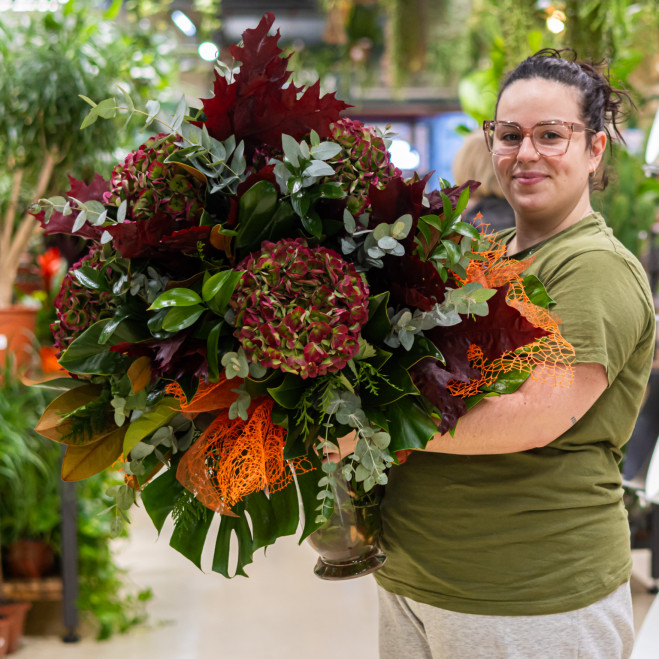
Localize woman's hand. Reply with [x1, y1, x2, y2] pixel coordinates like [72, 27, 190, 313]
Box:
[323, 430, 358, 463]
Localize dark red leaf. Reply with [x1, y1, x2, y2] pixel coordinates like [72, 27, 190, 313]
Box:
[194, 13, 350, 155]
[426, 285, 549, 381]
[425, 180, 481, 215]
[410, 358, 468, 434]
[36, 173, 110, 239]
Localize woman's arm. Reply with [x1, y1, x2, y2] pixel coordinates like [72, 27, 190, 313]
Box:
[423, 362, 607, 454]
[332, 362, 607, 458]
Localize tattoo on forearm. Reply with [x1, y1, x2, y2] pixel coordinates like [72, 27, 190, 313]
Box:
[570, 416, 577, 426]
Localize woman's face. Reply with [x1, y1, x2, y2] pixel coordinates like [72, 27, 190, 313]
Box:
[492, 78, 606, 228]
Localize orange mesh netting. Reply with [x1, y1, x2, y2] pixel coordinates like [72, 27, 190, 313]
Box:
[176, 398, 313, 514]
[447, 220, 575, 397]
[166, 376, 239, 413]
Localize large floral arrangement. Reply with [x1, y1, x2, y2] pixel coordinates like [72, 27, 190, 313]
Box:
[31, 14, 573, 576]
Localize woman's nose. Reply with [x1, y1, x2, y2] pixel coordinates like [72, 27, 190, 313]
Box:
[516, 134, 539, 161]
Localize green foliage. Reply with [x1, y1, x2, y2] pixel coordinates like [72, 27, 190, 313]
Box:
[77, 472, 152, 640]
[592, 145, 659, 258]
[0, 369, 62, 545]
[0, 368, 150, 639]
[0, 0, 177, 185]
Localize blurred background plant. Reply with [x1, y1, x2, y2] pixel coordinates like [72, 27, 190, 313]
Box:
[0, 366, 152, 639]
[0, 0, 178, 309]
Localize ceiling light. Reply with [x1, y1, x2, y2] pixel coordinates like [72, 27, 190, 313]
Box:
[172, 10, 197, 37]
[198, 42, 219, 62]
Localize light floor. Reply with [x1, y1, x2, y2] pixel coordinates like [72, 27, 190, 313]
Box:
[14, 506, 658, 659]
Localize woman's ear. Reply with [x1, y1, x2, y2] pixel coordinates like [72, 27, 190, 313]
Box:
[589, 131, 607, 173]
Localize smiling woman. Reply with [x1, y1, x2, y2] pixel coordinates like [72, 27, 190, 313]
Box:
[371, 49, 656, 659]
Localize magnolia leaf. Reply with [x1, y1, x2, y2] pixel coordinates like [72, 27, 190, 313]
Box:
[61, 425, 126, 481]
[128, 356, 152, 394]
[162, 305, 204, 332]
[150, 288, 202, 309]
[123, 398, 181, 455]
[35, 383, 104, 443]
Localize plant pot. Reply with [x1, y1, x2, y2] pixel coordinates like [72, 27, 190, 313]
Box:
[307, 473, 386, 580]
[0, 306, 37, 373]
[6, 539, 55, 580]
[0, 602, 32, 654]
[0, 616, 11, 658]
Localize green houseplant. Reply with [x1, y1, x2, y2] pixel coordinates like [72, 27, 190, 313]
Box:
[0, 368, 151, 638]
[0, 0, 177, 369]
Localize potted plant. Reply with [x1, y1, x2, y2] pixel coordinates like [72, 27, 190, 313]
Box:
[0, 1, 176, 370]
[0, 368, 62, 579]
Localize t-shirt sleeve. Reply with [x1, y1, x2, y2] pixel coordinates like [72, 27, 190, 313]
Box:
[545, 249, 650, 384]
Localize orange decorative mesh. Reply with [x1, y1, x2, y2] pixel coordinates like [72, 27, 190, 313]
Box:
[165, 376, 239, 412]
[176, 398, 313, 515]
[447, 223, 575, 397]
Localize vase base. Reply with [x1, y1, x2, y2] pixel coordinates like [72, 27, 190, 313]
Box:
[313, 550, 386, 581]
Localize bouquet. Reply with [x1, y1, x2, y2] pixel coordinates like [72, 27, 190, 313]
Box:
[31, 13, 573, 577]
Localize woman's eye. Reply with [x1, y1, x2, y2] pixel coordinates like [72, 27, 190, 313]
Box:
[499, 132, 521, 143]
[539, 130, 563, 141]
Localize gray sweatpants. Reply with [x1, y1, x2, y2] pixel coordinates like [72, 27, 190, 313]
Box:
[378, 582, 635, 659]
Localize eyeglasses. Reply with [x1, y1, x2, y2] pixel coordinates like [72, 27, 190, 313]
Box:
[483, 120, 596, 157]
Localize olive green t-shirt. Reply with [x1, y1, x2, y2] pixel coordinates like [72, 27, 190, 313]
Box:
[375, 212, 656, 615]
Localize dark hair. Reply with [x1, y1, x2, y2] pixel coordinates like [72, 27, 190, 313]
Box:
[496, 49, 635, 190]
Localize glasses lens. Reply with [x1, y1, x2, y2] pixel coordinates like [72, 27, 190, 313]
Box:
[490, 124, 522, 154]
[532, 123, 571, 156]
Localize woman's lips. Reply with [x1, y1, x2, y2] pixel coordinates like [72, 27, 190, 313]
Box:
[513, 172, 547, 185]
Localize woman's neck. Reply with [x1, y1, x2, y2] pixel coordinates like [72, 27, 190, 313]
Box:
[508, 200, 594, 255]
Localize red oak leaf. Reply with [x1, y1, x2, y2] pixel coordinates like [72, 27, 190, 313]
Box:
[410, 358, 468, 434]
[426, 285, 549, 381]
[195, 13, 349, 155]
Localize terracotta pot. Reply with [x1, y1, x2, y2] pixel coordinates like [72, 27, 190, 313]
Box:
[0, 602, 31, 654]
[6, 540, 55, 580]
[0, 306, 37, 373]
[0, 616, 10, 658]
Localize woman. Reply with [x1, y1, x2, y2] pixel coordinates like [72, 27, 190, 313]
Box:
[337, 50, 656, 658]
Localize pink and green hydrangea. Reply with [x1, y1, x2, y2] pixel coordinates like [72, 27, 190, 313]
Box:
[231, 238, 369, 379]
[104, 133, 205, 224]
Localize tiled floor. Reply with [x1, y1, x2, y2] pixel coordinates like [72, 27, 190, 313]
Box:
[14, 506, 658, 659]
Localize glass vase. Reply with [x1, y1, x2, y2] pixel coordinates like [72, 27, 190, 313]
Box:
[307, 470, 386, 580]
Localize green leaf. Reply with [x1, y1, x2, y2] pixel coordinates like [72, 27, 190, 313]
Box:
[150, 288, 202, 309]
[482, 368, 531, 395]
[123, 398, 180, 455]
[244, 490, 279, 550]
[206, 322, 222, 382]
[522, 275, 555, 309]
[80, 108, 99, 130]
[170, 507, 213, 570]
[362, 292, 391, 343]
[386, 397, 438, 455]
[281, 134, 301, 167]
[95, 97, 117, 119]
[269, 481, 300, 538]
[235, 180, 278, 249]
[453, 221, 480, 240]
[268, 374, 306, 409]
[295, 454, 325, 542]
[162, 306, 204, 332]
[58, 319, 133, 375]
[141, 468, 184, 533]
[73, 265, 109, 291]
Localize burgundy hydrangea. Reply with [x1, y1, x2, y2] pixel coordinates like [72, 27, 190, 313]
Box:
[231, 238, 369, 379]
[328, 118, 401, 215]
[51, 251, 115, 354]
[104, 133, 205, 224]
